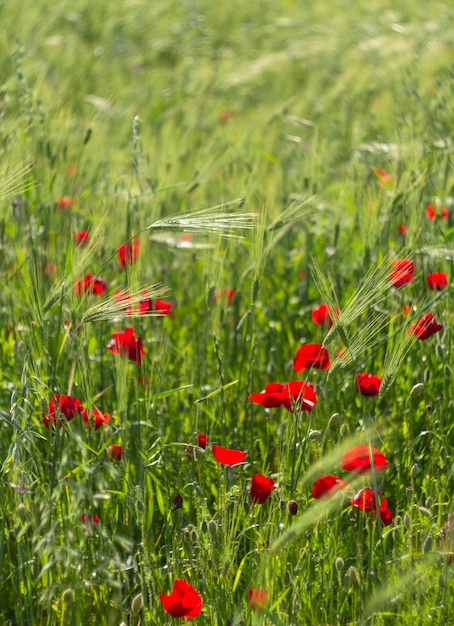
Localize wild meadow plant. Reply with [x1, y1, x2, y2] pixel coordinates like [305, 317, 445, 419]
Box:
[0, 0, 453, 624]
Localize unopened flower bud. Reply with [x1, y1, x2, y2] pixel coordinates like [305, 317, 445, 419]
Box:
[287, 500, 299, 516]
[411, 463, 419, 478]
[131, 592, 143, 613]
[335, 556, 344, 571]
[409, 383, 424, 399]
[403, 513, 411, 529]
[423, 536, 433, 554]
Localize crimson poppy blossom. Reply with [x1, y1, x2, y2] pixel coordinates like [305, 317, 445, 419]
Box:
[312, 474, 349, 499]
[107, 327, 144, 365]
[398, 224, 407, 236]
[248, 381, 317, 413]
[43, 394, 83, 428]
[293, 343, 330, 372]
[81, 514, 99, 525]
[107, 444, 122, 461]
[311, 304, 339, 329]
[427, 272, 448, 291]
[215, 288, 235, 305]
[212, 445, 247, 466]
[58, 196, 73, 210]
[441, 207, 449, 219]
[82, 408, 110, 430]
[247, 588, 268, 613]
[389, 259, 414, 288]
[73, 230, 90, 246]
[350, 487, 393, 526]
[250, 473, 275, 504]
[118, 239, 140, 269]
[426, 204, 436, 220]
[159, 579, 203, 618]
[341, 445, 388, 474]
[197, 433, 207, 449]
[409, 312, 443, 340]
[355, 373, 381, 397]
[74, 274, 107, 296]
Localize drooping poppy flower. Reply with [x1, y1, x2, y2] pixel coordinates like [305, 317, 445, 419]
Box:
[389, 259, 415, 288]
[409, 312, 443, 340]
[350, 487, 393, 526]
[247, 588, 268, 613]
[311, 304, 339, 329]
[355, 373, 381, 397]
[427, 272, 448, 291]
[293, 343, 330, 372]
[58, 196, 73, 210]
[197, 433, 207, 449]
[107, 444, 122, 461]
[74, 274, 107, 296]
[312, 474, 349, 499]
[118, 239, 140, 269]
[250, 473, 275, 504]
[82, 408, 110, 430]
[43, 394, 83, 428]
[248, 381, 317, 413]
[73, 230, 90, 246]
[81, 514, 99, 525]
[107, 327, 144, 365]
[341, 445, 388, 474]
[159, 579, 203, 618]
[212, 445, 247, 466]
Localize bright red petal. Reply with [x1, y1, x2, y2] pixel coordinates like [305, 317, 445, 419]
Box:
[212, 445, 247, 466]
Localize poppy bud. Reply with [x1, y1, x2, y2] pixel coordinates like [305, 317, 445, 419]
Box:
[131, 592, 143, 613]
[287, 500, 299, 516]
[409, 383, 424, 399]
[61, 588, 75, 604]
[335, 556, 344, 571]
[403, 513, 411, 529]
[423, 536, 433, 554]
[411, 463, 419, 478]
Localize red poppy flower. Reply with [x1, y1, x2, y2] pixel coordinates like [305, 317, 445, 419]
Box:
[409, 312, 443, 340]
[153, 299, 173, 315]
[107, 327, 144, 365]
[350, 488, 393, 526]
[172, 494, 183, 512]
[402, 304, 412, 316]
[441, 207, 449, 219]
[248, 381, 317, 413]
[389, 259, 414, 288]
[250, 473, 275, 504]
[398, 224, 407, 236]
[159, 579, 203, 618]
[74, 274, 107, 296]
[312, 474, 349, 499]
[81, 514, 99, 525]
[215, 288, 236, 305]
[247, 588, 268, 613]
[212, 445, 247, 466]
[427, 272, 448, 291]
[197, 433, 207, 449]
[311, 304, 339, 329]
[82, 409, 110, 430]
[43, 394, 83, 428]
[341, 445, 388, 474]
[293, 343, 330, 372]
[282, 381, 318, 412]
[107, 444, 122, 461]
[58, 196, 73, 210]
[355, 373, 381, 397]
[426, 204, 436, 220]
[73, 230, 90, 246]
[118, 239, 140, 269]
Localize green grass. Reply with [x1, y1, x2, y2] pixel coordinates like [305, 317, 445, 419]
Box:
[0, 0, 453, 624]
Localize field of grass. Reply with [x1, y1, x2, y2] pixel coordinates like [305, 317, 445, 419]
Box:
[0, 0, 453, 624]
